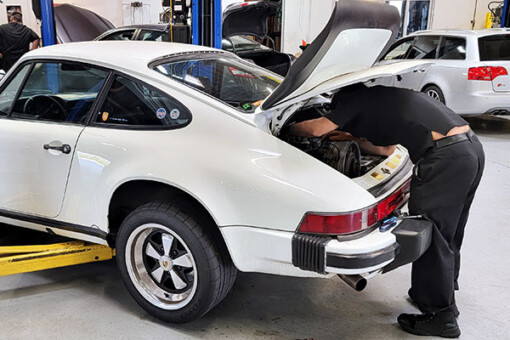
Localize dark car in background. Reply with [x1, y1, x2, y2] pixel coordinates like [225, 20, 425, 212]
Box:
[56, 2, 294, 76]
[54, 4, 114, 43]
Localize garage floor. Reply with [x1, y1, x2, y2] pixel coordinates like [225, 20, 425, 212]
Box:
[1, 127, 509, 339]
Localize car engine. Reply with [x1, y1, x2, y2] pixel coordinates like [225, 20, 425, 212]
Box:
[279, 106, 384, 179]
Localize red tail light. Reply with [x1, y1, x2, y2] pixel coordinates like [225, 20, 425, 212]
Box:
[468, 66, 508, 81]
[298, 181, 410, 235]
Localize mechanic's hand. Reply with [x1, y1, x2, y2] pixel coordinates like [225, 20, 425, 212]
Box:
[322, 131, 355, 141]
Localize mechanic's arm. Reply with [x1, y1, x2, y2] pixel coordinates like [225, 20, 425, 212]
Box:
[30, 39, 40, 50]
[326, 131, 396, 156]
[358, 140, 396, 157]
[288, 117, 339, 138]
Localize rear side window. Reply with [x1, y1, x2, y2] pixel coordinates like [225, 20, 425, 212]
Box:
[154, 57, 281, 113]
[438, 37, 466, 60]
[102, 30, 135, 41]
[139, 29, 169, 42]
[479, 35, 510, 61]
[407, 36, 440, 59]
[95, 75, 191, 128]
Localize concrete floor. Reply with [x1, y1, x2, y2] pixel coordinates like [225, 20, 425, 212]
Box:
[1, 127, 509, 339]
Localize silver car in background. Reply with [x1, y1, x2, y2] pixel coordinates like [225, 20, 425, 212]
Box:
[378, 29, 510, 116]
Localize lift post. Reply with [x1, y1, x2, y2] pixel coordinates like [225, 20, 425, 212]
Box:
[0, 242, 114, 277]
[502, 0, 510, 27]
[192, 0, 222, 49]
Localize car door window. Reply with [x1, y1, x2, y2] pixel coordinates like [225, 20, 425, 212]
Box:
[139, 29, 169, 42]
[438, 37, 466, 60]
[0, 64, 31, 116]
[103, 30, 135, 40]
[407, 36, 440, 59]
[383, 39, 414, 60]
[10, 62, 108, 123]
[95, 75, 191, 128]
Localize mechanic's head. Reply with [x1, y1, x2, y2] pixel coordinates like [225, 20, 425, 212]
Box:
[9, 12, 22, 23]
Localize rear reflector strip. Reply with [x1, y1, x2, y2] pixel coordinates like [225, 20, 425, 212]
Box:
[298, 180, 410, 236]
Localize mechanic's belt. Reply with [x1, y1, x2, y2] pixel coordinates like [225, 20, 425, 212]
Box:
[433, 129, 475, 149]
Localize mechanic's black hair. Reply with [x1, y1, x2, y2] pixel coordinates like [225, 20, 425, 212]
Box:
[10, 12, 23, 23]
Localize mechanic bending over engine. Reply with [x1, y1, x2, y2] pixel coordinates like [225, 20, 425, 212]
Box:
[289, 83, 485, 338]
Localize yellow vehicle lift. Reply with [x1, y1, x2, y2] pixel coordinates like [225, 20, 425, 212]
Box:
[0, 241, 115, 277]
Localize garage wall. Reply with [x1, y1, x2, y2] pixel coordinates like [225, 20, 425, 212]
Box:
[430, 0, 494, 30]
[223, 0, 241, 10]
[281, 0, 336, 55]
[121, 0, 165, 26]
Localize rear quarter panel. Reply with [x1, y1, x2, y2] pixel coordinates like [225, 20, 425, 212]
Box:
[58, 82, 376, 235]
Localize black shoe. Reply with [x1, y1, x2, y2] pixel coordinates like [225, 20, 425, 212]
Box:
[397, 310, 461, 338]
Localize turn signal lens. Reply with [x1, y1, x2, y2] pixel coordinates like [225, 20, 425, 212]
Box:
[298, 181, 410, 235]
[468, 66, 508, 80]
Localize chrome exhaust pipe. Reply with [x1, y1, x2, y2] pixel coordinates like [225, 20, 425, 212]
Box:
[338, 274, 367, 291]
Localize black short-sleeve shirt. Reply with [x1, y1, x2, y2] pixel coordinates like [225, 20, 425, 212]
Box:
[0, 22, 40, 71]
[328, 85, 467, 163]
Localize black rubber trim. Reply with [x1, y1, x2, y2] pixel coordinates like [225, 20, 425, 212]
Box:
[382, 217, 433, 273]
[368, 156, 413, 198]
[0, 209, 107, 239]
[292, 234, 330, 274]
[326, 243, 400, 269]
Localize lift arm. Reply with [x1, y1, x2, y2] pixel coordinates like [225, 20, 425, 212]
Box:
[0, 242, 114, 276]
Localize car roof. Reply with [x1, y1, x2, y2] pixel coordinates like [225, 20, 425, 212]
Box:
[22, 41, 222, 72]
[408, 28, 510, 38]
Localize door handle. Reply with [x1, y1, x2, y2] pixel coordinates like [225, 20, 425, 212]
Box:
[43, 144, 72, 154]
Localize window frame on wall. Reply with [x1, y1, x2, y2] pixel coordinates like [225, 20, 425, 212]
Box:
[386, 0, 435, 37]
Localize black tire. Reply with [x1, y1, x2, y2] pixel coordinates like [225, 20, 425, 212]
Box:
[422, 85, 445, 104]
[116, 201, 237, 323]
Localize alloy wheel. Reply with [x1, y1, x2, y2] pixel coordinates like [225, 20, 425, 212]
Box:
[125, 223, 198, 310]
[425, 89, 441, 101]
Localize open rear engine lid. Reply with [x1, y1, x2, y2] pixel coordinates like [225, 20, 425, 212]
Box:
[261, 0, 400, 111]
[222, 1, 278, 39]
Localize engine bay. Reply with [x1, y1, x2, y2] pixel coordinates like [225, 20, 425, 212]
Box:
[278, 105, 385, 179]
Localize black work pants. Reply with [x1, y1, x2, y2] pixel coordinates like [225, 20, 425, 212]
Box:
[408, 134, 484, 313]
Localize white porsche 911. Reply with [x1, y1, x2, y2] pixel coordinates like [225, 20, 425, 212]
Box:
[0, 1, 433, 323]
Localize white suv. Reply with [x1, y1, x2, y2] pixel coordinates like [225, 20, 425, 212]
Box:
[378, 29, 510, 116]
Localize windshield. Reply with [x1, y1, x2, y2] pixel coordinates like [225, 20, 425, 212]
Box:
[153, 55, 282, 113]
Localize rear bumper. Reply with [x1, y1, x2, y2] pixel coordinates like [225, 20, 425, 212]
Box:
[451, 91, 510, 116]
[292, 217, 433, 275]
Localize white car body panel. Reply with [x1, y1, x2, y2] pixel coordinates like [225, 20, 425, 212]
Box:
[0, 38, 415, 278]
[377, 29, 510, 116]
[264, 28, 393, 110]
[0, 120, 83, 217]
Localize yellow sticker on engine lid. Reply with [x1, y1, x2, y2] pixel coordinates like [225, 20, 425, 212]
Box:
[371, 172, 383, 181]
[386, 162, 396, 169]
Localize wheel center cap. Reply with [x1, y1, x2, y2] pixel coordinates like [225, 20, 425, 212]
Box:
[160, 256, 173, 271]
